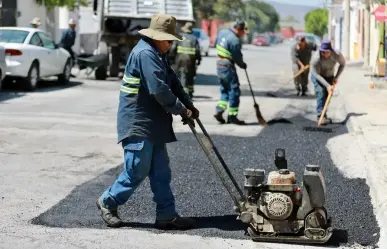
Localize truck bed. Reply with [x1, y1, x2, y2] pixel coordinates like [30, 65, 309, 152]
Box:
[104, 0, 194, 21]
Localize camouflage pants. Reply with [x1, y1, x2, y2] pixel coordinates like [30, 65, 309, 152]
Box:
[292, 63, 309, 93]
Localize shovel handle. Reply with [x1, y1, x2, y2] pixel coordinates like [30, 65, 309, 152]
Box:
[317, 86, 334, 128]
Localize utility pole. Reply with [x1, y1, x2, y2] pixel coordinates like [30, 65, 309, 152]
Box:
[344, 0, 350, 59]
[363, 0, 370, 68]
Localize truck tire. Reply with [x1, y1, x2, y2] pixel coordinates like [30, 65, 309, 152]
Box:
[109, 46, 120, 77]
[95, 66, 107, 80]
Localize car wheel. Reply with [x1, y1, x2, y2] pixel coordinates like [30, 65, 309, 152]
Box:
[24, 62, 39, 91]
[58, 59, 71, 84]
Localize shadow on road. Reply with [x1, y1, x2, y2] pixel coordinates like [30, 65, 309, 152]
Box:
[0, 79, 83, 103]
[30, 113, 378, 248]
[240, 87, 316, 100]
[195, 73, 218, 86]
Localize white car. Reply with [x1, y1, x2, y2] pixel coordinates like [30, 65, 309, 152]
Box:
[0, 27, 72, 91]
[192, 28, 210, 56]
[0, 44, 8, 90]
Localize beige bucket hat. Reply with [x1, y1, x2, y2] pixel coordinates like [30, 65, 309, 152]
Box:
[181, 22, 193, 33]
[138, 13, 185, 41]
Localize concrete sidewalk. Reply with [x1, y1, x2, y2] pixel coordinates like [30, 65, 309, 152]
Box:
[339, 66, 387, 248]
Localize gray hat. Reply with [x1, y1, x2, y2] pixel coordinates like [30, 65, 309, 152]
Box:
[138, 13, 185, 41]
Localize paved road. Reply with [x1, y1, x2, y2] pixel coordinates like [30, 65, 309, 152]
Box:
[0, 43, 379, 249]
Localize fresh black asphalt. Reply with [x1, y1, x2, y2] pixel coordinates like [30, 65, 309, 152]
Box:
[31, 114, 380, 248]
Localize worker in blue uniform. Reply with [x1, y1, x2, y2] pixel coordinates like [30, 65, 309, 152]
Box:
[214, 21, 249, 125]
[96, 13, 199, 230]
[170, 22, 201, 98]
[59, 19, 77, 64]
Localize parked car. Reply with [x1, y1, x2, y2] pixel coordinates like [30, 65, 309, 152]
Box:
[0, 27, 72, 91]
[293, 32, 322, 47]
[0, 44, 7, 90]
[192, 28, 210, 56]
[253, 34, 270, 46]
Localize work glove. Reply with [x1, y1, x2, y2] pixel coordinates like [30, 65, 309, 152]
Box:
[180, 108, 194, 126]
[241, 62, 247, 69]
[188, 105, 200, 119]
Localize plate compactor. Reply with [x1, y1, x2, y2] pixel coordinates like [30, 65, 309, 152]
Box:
[186, 118, 333, 245]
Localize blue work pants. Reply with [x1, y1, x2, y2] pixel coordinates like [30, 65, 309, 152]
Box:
[311, 74, 334, 117]
[100, 139, 177, 220]
[215, 61, 241, 116]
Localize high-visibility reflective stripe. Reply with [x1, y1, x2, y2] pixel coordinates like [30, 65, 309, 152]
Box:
[122, 75, 140, 87]
[228, 107, 238, 116]
[216, 45, 232, 58]
[177, 46, 196, 55]
[217, 100, 228, 110]
[120, 85, 139, 94]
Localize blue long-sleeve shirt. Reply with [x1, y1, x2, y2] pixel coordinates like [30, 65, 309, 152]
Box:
[214, 28, 245, 68]
[117, 37, 193, 144]
[60, 28, 76, 48]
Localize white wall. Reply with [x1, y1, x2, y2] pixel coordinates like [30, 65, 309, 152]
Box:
[16, 0, 47, 30]
[369, 3, 382, 74]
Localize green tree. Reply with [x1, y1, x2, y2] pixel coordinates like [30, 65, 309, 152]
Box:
[254, 1, 280, 32]
[304, 8, 328, 38]
[213, 0, 244, 20]
[281, 15, 299, 23]
[35, 0, 88, 10]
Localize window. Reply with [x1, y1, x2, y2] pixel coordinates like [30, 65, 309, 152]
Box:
[29, 33, 43, 47]
[38, 32, 56, 49]
[0, 30, 29, 43]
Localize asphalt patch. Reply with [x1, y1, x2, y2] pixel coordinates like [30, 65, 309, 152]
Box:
[31, 116, 379, 248]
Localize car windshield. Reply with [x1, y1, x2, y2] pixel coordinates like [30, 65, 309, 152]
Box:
[192, 29, 208, 39]
[0, 30, 29, 43]
[296, 34, 316, 43]
[192, 29, 201, 39]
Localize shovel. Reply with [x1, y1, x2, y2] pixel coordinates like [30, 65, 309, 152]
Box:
[245, 69, 267, 126]
[303, 85, 335, 133]
[266, 65, 310, 98]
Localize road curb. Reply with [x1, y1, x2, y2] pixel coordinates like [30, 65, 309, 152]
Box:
[341, 96, 387, 248]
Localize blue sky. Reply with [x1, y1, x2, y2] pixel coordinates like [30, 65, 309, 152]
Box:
[271, 0, 325, 7]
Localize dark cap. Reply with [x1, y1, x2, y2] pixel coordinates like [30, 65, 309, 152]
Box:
[320, 40, 333, 52]
[234, 20, 246, 29]
[233, 20, 249, 35]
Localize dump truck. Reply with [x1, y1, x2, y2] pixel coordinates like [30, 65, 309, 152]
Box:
[92, 0, 195, 80]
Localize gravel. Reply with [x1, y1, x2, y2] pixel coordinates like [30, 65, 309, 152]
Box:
[31, 115, 380, 248]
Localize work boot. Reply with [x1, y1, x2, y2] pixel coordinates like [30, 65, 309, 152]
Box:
[317, 116, 331, 125]
[227, 116, 246, 125]
[301, 91, 308, 96]
[96, 198, 123, 228]
[214, 111, 226, 124]
[154, 216, 195, 230]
